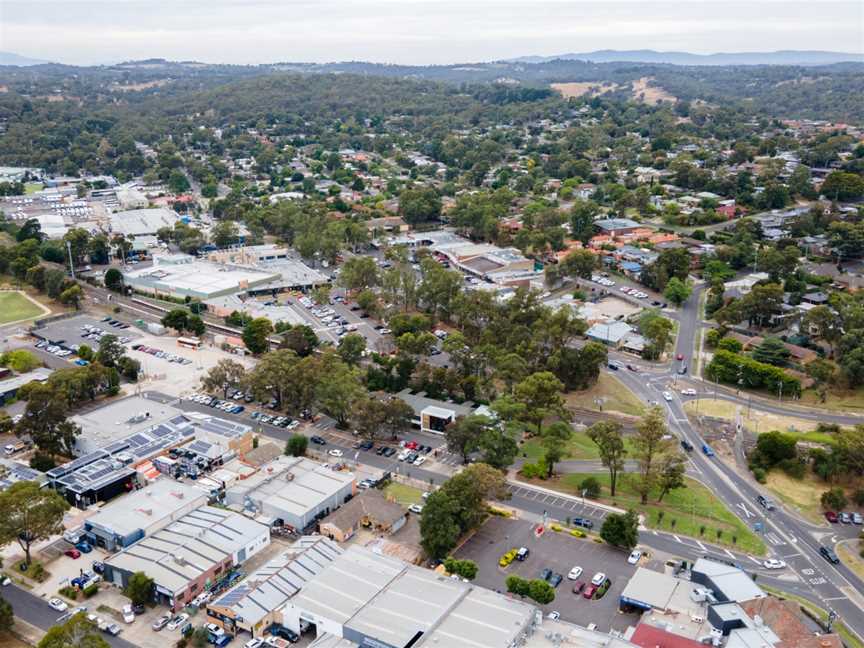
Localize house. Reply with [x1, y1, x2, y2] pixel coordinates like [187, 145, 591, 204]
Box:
[594, 218, 643, 237]
[586, 320, 635, 347]
[318, 490, 408, 542]
[365, 216, 409, 234]
[801, 291, 829, 305]
[0, 368, 52, 405]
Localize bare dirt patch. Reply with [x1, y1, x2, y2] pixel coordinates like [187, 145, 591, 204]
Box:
[632, 77, 677, 104]
[110, 79, 171, 92]
[551, 81, 620, 98]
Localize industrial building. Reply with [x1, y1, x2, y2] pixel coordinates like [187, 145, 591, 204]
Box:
[109, 207, 178, 237]
[690, 558, 766, 603]
[282, 544, 537, 647]
[396, 389, 481, 434]
[104, 506, 270, 611]
[224, 456, 355, 531]
[206, 536, 343, 637]
[82, 479, 207, 551]
[318, 489, 407, 542]
[122, 253, 281, 300]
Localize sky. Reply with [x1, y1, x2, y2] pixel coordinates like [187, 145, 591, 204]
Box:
[1, 0, 862, 66]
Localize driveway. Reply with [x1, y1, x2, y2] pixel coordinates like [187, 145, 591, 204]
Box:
[454, 516, 643, 633]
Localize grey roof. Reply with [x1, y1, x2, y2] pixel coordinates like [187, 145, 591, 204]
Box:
[395, 389, 475, 418]
[292, 545, 536, 648]
[693, 559, 765, 602]
[0, 368, 53, 394]
[586, 320, 634, 344]
[210, 536, 343, 627]
[0, 459, 46, 491]
[110, 208, 177, 236]
[594, 218, 641, 231]
[105, 506, 269, 594]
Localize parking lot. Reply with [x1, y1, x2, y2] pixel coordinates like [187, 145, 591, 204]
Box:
[454, 517, 646, 632]
[34, 314, 140, 350]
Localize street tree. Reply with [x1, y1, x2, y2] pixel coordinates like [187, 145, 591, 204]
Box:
[186, 314, 206, 337]
[352, 398, 388, 441]
[16, 384, 78, 457]
[0, 595, 12, 633]
[420, 491, 462, 559]
[337, 333, 367, 365]
[161, 309, 189, 333]
[285, 435, 308, 457]
[381, 398, 414, 439]
[599, 510, 639, 550]
[656, 453, 687, 502]
[477, 423, 519, 470]
[279, 324, 319, 357]
[541, 421, 572, 477]
[103, 267, 124, 292]
[59, 284, 83, 309]
[561, 249, 597, 279]
[663, 277, 692, 306]
[444, 414, 486, 464]
[632, 407, 674, 504]
[315, 355, 364, 428]
[37, 613, 109, 648]
[96, 334, 125, 368]
[124, 571, 155, 606]
[0, 480, 69, 566]
[338, 256, 380, 291]
[201, 358, 247, 399]
[587, 420, 627, 497]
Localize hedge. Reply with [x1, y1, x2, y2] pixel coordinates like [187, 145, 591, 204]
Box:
[706, 349, 800, 396]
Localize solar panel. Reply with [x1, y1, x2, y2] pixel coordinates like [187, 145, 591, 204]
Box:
[127, 434, 149, 447]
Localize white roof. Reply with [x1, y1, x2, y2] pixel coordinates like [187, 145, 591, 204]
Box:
[110, 208, 177, 236]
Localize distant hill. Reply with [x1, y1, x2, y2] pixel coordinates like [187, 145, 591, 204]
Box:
[0, 51, 52, 66]
[509, 49, 864, 66]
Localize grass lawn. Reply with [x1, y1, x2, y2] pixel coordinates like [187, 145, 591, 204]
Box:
[800, 388, 864, 414]
[836, 540, 864, 582]
[24, 182, 44, 195]
[383, 482, 423, 507]
[543, 471, 766, 555]
[0, 291, 45, 324]
[763, 471, 827, 524]
[761, 585, 864, 648]
[566, 373, 645, 417]
[521, 431, 637, 462]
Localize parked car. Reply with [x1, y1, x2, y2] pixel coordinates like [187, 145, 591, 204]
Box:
[763, 559, 786, 569]
[583, 583, 599, 599]
[548, 573, 563, 588]
[540, 568, 552, 582]
[567, 566, 583, 580]
[825, 511, 839, 523]
[121, 605, 135, 624]
[572, 581, 586, 594]
[499, 548, 518, 567]
[167, 613, 189, 631]
[839, 512, 851, 524]
[408, 504, 423, 514]
[152, 613, 172, 631]
[310, 436, 327, 445]
[853, 513, 863, 525]
[591, 572, 607, 586]
[64, 549, 81, 559]
[75, 541, 93, 553]
[627, 550, 642, 565]
[48, 598, 68, 612]
[516, 547, 530, 561]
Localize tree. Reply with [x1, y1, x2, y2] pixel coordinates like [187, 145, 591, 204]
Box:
[337, 333, 367, 366]
[124, 571, 155, 606]
[315, 356, 364, 428]
[161, 309, 189, 333]
[201, 358, 246, 399]
[338, 256, 380, 291]
[16, 384, 78, 457]
[59, 284, 83, 309]
[561, 249, 597, 279]
[168, 169, 191, 194]
[632, 407, 673, 504]
[0, 481, 68, 566]
[37, 613, 109, 648]
[821, 171, 864, 201]
[587, 421, 627, 497]
[285, 435, 308, 457]
[506, 575, 530, 597]
[477, 423, 519, 470]
[656, 453, 687, 502]
[753, 431, 798, 468]
[639, 310, 675, 360]
[444, 414, 485, 464]
[355, 289, 380, 317]
[382, 398, 414, 439]
[242, 317, 273, 355]
[352, 398, 388, 441]
[599, 510, 639, 550]
[541, 421, 572, 478]
[186, 314, 206, 337]
[579, 476, 601, 498]
[104, 267, 124, 292]
[821, 487, 847, 511]
[96, 334, 124, 368]
[663, 277, 692, 306]
[119, 356, 141, 382]
[443, 557, 478, 580]
[527, 579, 555, 605]
[419, 491, 462, 559]
[513, 372, 569, 435]
[399, 186, 442, 224]
[0, 349, 41, 373]
[751, 337, 791, 367]
[211, 220, 240, 247]
[279, 325, 319, 357]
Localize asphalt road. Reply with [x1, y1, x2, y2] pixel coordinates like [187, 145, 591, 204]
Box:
[2, 583, 136, 648]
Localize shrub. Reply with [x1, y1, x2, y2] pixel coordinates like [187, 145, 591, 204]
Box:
[569, 529, 586, 538]
[527, 579, 555, 605]
[779, 458, 806, 479]
[82, 583, 98, 598]
[821, 487, 847, 511]
[852, 489, 864, 507]
[30, 453, 56, 472]
[579, 476, 601, 499]
[752, 467, 767, 483]
[519, 461, 547, 479]
[506, 575, 529, 597]
[58, 586, 78, 599]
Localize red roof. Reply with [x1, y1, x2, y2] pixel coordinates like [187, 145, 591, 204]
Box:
[631, 624, 705, 648]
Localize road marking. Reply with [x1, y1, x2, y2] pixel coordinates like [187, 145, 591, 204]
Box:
[696, 541, 706, 551]
[749, 556, 762, 565]
[823, 596, 847, 601]
[673, 535, 682, 543]
[724, 549, 735, 558]
[737, 503, 753, 519]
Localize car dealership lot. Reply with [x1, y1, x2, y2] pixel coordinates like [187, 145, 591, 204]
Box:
[454, 517, 642, 632]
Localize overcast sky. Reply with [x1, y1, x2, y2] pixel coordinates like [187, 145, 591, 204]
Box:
[2, 0, 862, 65]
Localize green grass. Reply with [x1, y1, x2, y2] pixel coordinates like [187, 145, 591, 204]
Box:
[383, 482, 423, 507]
[566, 373, 646, 417]
[521, 431, 637, 462]
[800, 387, 864, 413]
[0, 291, 44, 323]
[761, 585, 864, 648]
[24, 182, 43, 195]
[544, 472, 766, 555]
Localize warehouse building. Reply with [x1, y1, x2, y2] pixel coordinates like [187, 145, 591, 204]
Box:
[72, 395, 186, 455]
[109, 207, 177, 237]
[104, 506, 270, 611]
[691, 558, 765, 603]
[122, 253, 281, 300]
[206, 536, 343, 637]
[282, 544, 537, 647]
[82, 479, 207, 551]
[224, 456, 355, 531]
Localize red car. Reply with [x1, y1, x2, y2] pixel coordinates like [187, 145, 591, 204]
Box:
[572, 581, 586, 595]
[64, 549, 81, 559]
[404, 441, 419, 450]
[582, 583, 598, 599]
[825, 511, 839, 523]
[676, 353, 684, 361]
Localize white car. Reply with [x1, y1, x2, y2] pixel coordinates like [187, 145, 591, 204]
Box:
[413, 456, 427, 466]
[328, 449, 344, 458]
[167, 613, 189, 631]
[662, 391, 673, 402]
[48, 598, 68, 612]
[591, 572, 607, 586]
[409, 503, 424, 514]
[627, 550, 642, 564]
[680, 388, 697, 396]
[121, 604, 135, 624]
[245, 639, 265, 648]
[547, 611, 561, 621]
[763, 559, 786, 570]
[567, 566, 583, 580]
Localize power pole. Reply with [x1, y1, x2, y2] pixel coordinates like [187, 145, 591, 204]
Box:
[66, 240, 76, 280]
